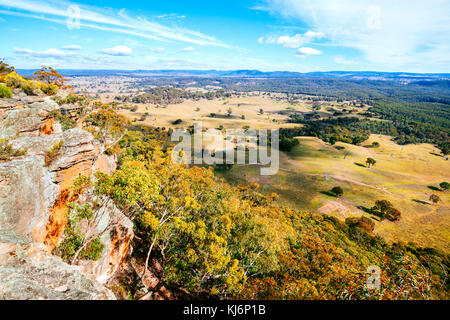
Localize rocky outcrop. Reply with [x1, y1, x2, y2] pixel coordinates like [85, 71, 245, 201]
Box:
[0, 92, 133, 299]
[0, 243, 115, 300]
[0, 156, 58, 243]
[0, 97, 59, 139]
[78, 200, 134, 283]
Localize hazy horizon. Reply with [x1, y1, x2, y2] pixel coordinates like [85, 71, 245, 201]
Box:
[1, 0, 449, 73]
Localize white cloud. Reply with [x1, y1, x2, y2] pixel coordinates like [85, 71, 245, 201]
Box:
[62, 44, 82, 50]
[100, 45, 132, 56]
[14, 48, 33, 54]
[157, 13, 186, 19]
[14, 47, 72, 58]
[258, 0, 450, 71]
[260, 30, 325, 48]
[183, 46, 195, 52]
[295, 47, 323, 58]
[0, 0, 228, 48]
[149, 47, 165, 53]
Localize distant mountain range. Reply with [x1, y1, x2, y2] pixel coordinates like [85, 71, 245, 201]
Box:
[16, 69, 450, 82]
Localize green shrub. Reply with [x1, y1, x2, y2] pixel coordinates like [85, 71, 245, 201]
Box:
[0, 84, 12, 98]
[56, 201, 105, 263]
[79, 238, 104, 261]
[49, 110, 76, 131]
[55, 93, 85, 105]
[0, 139, 27, 161]
[56, 234, 83, 262]
[331, 186, 344, 197]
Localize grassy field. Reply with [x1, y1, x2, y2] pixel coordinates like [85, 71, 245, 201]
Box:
[217, 134, 450, 252]
[119, 94, 368, 130]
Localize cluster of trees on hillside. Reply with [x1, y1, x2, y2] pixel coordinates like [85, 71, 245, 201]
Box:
[116, 87, 232, 105]
[284, 112, 449, 155]
[281, 117, 371, 146]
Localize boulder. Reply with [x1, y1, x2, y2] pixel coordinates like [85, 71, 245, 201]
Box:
[0, 243, 115, 300]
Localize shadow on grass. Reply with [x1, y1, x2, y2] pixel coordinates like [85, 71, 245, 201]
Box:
[354, 162, 366, 168]
[320, 191, 337, 197]
[413, 199, 430, 205]
[430, 152, 443, 157]
[428, 186, 441, 192]
[357, 206, 382, 222]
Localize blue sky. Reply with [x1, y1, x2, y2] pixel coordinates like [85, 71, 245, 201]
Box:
[1, 0, 449, 72]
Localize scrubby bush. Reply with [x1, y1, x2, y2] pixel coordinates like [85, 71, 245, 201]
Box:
[4, 71, 58, 96]
[40, 82, 59, 95]
[345, 216, 375, 233]
[0, 139, 27, 161]
[440, 182, 449, 191]
[20, 80, 42, 95]
[49, 110, 76, 131]
[371, 200, 402, 221]
[5, 71, 27, 88]
[55, 93, 85, 105]
[429, 194, 441, 204]
[0, 84, 12, 98]
[44, 140, 64, 166]
[331, 186, 344, 197]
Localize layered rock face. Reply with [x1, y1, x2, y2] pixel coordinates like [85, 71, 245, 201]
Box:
[0, 93, 133, 299]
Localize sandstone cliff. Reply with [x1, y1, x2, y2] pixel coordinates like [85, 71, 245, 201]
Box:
[0, 91, 133, 300]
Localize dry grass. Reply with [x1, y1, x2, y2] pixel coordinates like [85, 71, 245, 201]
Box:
[119, 95, 366, 130]
[218, 134, 450, 252]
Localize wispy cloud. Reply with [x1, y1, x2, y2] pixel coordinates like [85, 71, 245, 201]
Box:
[260, 31, 325, 48]
[257, 0, 450, 71]
[156, 13, 186, 19]
[0, 0, 229, 48]
[182, 46, 195, 52]
[62, 44, 82, 50]
[14, 47, 73, 58]
[149, 47, 165, 53]
[100, 45, 132, 56]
